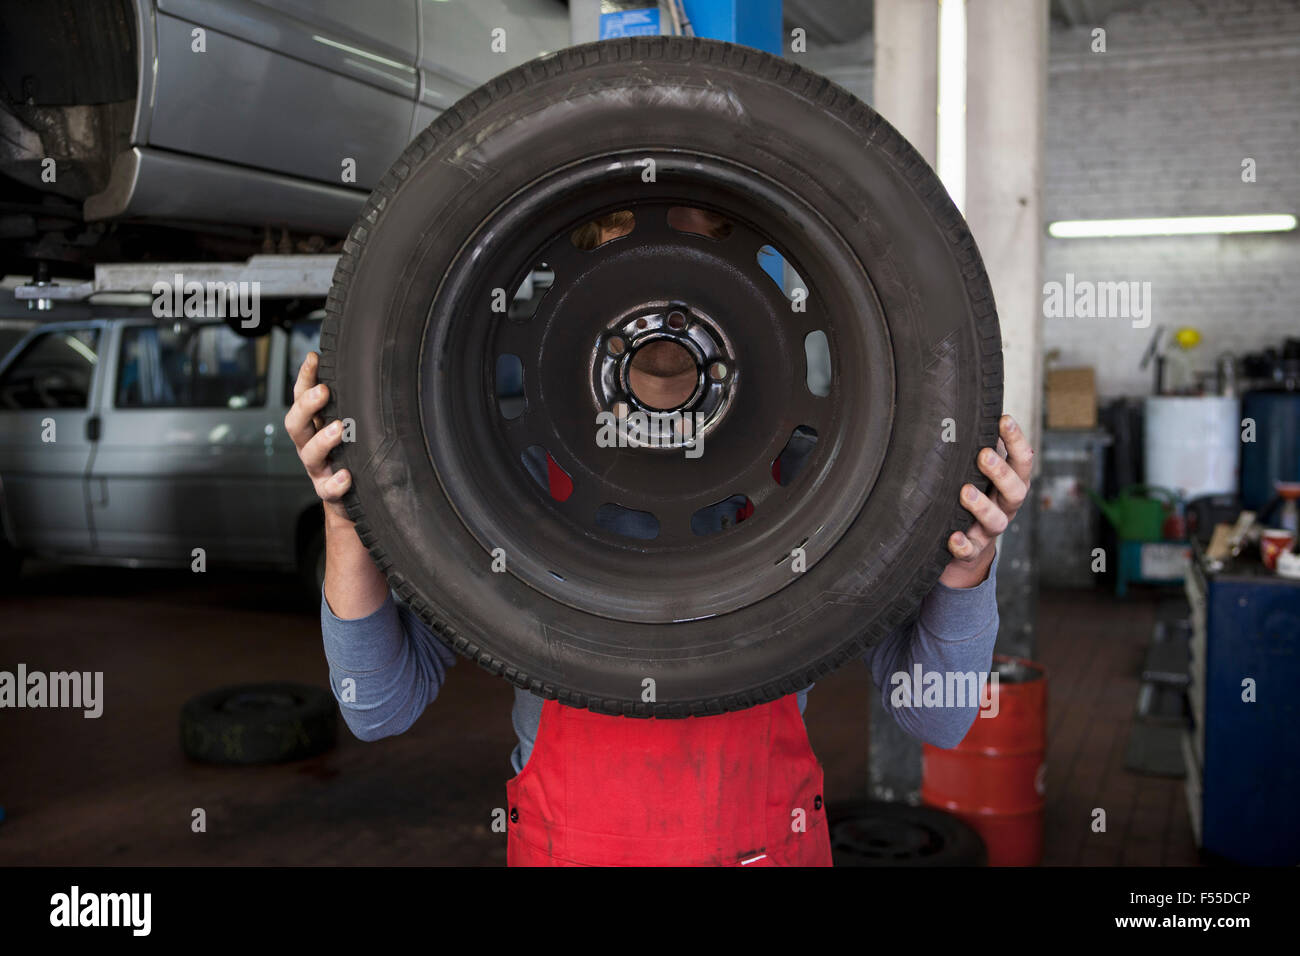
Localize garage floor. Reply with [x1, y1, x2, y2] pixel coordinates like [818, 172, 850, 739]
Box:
[0, 563, 1198, 866]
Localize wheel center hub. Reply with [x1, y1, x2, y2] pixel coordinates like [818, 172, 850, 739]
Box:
[628, 340, 697, 410]
[594, 306, 737, 452]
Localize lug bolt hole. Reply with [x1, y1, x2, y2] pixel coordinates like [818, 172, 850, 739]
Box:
[635, 317, 648, 330]
[607, 336, 626, 356]
[708, 362, 728, 382]
[667, 311, 686, 330]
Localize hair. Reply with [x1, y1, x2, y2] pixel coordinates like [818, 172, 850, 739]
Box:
[569, 207, 732, 251]
[571, 210, 636, 250]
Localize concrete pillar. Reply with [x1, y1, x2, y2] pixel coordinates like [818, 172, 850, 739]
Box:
[965, 0, 1047, 661]
[570, 0, 600, 45]
[868, 0, 941, 805]
[965, 0, 1047, 458]
[873, 0, 940, 164]
[869, 0, 1047, 801]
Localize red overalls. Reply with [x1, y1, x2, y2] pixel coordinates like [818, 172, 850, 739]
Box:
[505, 694, 834, 866]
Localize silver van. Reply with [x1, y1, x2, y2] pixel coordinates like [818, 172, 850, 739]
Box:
[0, 313, 324, 589]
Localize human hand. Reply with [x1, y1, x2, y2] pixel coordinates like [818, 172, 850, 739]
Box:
[938, 415, 1034, 589]
[284, 351, 352, 523]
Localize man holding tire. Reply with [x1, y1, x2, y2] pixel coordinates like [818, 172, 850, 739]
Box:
[286, 351, 1033, 867]
[288, 37, 1031, 866]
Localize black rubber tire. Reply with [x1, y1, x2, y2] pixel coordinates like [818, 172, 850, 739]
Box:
[320, 36, 1001, 717]
[180, 682, 337, 765]
[828, 801, 988, 867]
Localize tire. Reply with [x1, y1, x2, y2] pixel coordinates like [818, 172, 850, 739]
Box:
[828, 801, 988, 867]
[321, 37, 1002, 717]
[180, 682, 337, 765]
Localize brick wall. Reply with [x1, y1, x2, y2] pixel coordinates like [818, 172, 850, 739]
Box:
[798, 0, 1300, 398]
[1045, 0, 1300, 397]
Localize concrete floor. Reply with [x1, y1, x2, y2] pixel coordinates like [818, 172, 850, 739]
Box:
[1038, 590, 1199, 866]
[0, 562, 1196, 865]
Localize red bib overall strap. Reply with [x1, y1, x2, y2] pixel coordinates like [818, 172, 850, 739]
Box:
[505, 694, 833, 866]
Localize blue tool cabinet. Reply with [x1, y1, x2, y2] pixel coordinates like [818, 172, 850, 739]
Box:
[1184, 549, 1300, 865]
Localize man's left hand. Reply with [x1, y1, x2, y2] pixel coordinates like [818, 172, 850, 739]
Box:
[939, 414, 1034, 589]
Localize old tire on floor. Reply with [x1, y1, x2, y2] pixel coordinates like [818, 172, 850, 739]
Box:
[180, 682, 337, 765]
[320, 37, 1002, 716]
[829, 800, 988, 867]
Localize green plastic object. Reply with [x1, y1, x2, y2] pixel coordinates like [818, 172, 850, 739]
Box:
[1089, 484, 1177, 542]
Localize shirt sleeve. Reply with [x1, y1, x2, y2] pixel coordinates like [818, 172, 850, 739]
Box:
[864, 552, 1001, 749]
[320, 591, 456, 742]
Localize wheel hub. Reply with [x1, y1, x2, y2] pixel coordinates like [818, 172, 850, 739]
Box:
[595, 305, 737, 452]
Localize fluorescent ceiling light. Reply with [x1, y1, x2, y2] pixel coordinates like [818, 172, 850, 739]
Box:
[1048, 215, 1297, 238]
[936, 0, 966, 214]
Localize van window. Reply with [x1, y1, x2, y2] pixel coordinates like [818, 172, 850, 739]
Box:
[284, 318, 323, 406]
[117, 324, 267, 409]
[0, 320, 37, 363]
[0, 327, 99, 410]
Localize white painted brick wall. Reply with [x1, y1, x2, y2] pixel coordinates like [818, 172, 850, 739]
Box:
[1046, 0, 1300, 396]
[799, 0, 1300, 399]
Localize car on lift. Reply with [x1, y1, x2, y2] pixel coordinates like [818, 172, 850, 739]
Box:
[0, 0, 564, 587]
[0, 0, 568, 272]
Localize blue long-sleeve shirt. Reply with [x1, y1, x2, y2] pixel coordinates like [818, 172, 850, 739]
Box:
[321, 554, 1000, 771]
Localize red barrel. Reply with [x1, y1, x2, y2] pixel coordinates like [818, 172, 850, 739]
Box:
[921, 656, 1046, 866]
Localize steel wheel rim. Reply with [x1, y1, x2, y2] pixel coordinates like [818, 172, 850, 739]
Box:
[419, 151, 896, 625]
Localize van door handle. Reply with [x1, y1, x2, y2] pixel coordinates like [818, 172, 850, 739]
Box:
[86, 415, 101, 442]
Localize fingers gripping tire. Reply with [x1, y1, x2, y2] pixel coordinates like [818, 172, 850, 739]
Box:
[320, 37, 1002, 717]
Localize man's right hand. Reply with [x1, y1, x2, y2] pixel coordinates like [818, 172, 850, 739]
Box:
[285, 352, 388, 618]
[285, 351, 352, 522]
